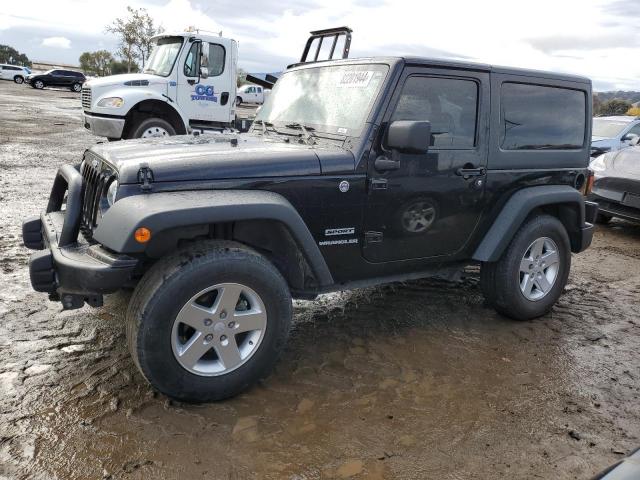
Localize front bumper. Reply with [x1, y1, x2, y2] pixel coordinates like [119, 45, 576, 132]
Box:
[22, 164, 137, 309]
[82, 111, 126, 139]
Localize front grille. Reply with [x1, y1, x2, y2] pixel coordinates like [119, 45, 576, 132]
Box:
[80, 152, 114, 239]
[81, 86, 92, 109]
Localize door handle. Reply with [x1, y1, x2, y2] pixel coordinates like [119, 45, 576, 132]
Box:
[456, 165, 486, 179]
[374, 156, 400, 172]
[187, 79, 196, 85]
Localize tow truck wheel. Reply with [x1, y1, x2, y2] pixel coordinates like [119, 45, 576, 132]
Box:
[33, 80, 44, 89]
[126, 241, 292, 402]
[480, 215, 570, 321]
[130, 117, 176, 139]
[71, 82, 82, 92]
[14, 76, 24, 84]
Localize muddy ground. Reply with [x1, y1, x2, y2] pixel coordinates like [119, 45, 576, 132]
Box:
[1, 81, 639, 480]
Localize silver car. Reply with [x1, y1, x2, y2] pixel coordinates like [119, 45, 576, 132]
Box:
[591, 115, 640, 157]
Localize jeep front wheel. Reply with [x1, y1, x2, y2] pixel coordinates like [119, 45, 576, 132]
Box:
[129, 117, 176, 139]
[480, 214, 571, 320]
[126, 241, 292, 402]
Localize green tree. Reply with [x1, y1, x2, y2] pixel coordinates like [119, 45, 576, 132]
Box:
[597, 99, 633, 116]
[106, 6, 162, 72]
[79, 50, 114, 76]
[109, 59, 139, 75]
[237, 68, 248, 87]
[0, 45, 31, 66]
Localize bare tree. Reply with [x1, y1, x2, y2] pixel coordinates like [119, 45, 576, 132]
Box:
[106, 7, 162, 73]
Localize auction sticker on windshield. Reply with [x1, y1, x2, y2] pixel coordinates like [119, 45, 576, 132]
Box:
[338, 71, 374, 88]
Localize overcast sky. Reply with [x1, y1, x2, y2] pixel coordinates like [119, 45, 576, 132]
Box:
[1, 0, 639, 91]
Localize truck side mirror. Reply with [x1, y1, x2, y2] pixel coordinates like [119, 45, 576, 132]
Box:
[200, 51, 209, 79]
[386, 120, 431, 154]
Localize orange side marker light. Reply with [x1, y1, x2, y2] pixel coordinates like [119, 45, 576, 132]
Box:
[134, 227, 152, 243]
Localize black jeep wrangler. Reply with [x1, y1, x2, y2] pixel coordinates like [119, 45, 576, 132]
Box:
[23, 39, 598, 402]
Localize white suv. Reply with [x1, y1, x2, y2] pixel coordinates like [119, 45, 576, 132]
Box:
[0, 64, 30, 84]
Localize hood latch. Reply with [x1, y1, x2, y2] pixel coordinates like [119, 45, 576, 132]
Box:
[137, 163, 154, 191]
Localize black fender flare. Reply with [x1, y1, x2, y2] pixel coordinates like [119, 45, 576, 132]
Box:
[94, 190, 333, 286]
[472, 185, 590, 262]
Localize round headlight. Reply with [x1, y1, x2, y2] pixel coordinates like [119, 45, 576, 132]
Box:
[106, 180, 119, 206]
[97, 97, 124, 108]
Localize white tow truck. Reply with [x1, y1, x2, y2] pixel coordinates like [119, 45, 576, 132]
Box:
[81, 29, 238, 140]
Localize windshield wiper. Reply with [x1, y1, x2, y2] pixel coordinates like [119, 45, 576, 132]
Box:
[284, 122, 317, 145]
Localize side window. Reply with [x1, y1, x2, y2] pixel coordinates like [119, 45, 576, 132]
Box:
[208, 44, 225, 77]
[500, 83, 586, 150]
[626, 124, 640, 137]
[392, 76, 478, 149]
[184, 42, 199, 77]
[257, 87, 262, 93]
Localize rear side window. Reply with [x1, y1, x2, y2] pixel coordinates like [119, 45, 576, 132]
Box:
[392, 76, 478, 149]
[208, 44, 225, 77]
[500, 83, 586, 150]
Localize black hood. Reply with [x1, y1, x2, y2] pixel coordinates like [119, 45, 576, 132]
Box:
[88, 133, 355, 184]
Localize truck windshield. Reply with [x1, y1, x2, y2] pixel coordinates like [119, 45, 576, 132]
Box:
[144, 36, 184, 77]
[592, 118, 630, 138]
[255, 64, 389, 136]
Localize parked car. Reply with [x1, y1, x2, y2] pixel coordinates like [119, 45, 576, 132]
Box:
[22, 28, 597, 403]
[236, 84, 268, 105]
[587, 137, 640, 224]
[591, 116, 640, 158]
[26, 69, 86, 92]
[0, 64, 30, 84]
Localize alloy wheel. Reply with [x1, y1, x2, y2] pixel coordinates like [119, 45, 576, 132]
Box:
[171, 283, 267, 376]
[519, 237, 560, 301]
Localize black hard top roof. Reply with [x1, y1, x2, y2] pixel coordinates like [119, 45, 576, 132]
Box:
[288, 56, 591, 85]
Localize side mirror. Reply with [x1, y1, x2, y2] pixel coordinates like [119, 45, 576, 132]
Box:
[200, 66, 209, 79]
[386, 120, 431, 154]
[622, 133, 639, 143]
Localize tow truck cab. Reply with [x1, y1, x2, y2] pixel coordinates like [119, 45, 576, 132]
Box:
[81, 30, 238, 140]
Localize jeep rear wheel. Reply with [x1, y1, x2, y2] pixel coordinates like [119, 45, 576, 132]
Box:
[129, 117, 176, 139]
[480, 214, 571, 320]
[126, 241, 292, 402]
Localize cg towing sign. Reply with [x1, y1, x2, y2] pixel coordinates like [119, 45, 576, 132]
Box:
[191, 85, 218, 102]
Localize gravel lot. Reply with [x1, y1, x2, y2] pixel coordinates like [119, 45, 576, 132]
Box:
[1, 81, 639, 480]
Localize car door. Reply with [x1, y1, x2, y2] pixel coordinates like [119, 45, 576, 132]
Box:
[363, 67, 489, 263]
[0, 66, 7, 80]
[177, 41, 230, 122]
[47, 70, 62, 86]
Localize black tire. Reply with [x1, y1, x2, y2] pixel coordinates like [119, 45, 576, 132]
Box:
[236, 96, 242, 106]
[480, 214, 571, 320]
[14, 75, 24, 84]
[71, 82, 82, 92]
[129, 117, 176, 139]
[33, 80, 44, 89]
[126, 241, 292, 402]
[596, 213, 612, 224]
